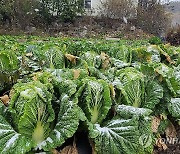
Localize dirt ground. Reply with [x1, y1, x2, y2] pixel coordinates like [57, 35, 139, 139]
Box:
[0, 17, 152, 40]
[154, 125, 180, 154]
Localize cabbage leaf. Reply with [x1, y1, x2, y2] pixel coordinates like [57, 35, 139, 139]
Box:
[77, 78, 112, 124]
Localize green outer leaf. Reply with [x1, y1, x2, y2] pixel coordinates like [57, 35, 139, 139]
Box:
[78, 78, 112, 124]
[0, 50, 20, 92]
[18, 96, 54, 143]
[0, 50, 19, 72]
[116, 105, 152, 118]
[168, 98, 180, 118]
[57, 80, 77, 97]
[155, 64, 180, 97]
[114, 45, 132, 63]
[9, 81, 55, 144]
[138, 116, 154, 154]
[47, 68, 89, 82]
[139, 64, 156, 81]
[36, 95, 79, 151]
[0, 115, 33, 154]
[89, 117, 141, 154]
[146, 45, 161, 63]
[143, 81, 163, 109]
[44, 46, 65, 69]
[111, 58, 130, 69]
[80, 51, 98, 67]
[114, 67, 145, 107]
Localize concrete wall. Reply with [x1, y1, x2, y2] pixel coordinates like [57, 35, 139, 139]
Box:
[85, 0, 138, 17]
[171, 12, 180, 27]
[85, 0, 106, 16]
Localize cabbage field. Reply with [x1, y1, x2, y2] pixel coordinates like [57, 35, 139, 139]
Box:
[0, 35, 180, 154]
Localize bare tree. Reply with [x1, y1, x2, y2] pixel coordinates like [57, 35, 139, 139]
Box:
[137, 0, 171, 35]
[99, 0, 136, 19]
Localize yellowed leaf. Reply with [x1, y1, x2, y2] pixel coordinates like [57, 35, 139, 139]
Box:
[32, 75, 38, 81]
[60, 145, 78, 154]
[165, 122, 177, 138]
[164, 43, 171, 48]
[156, 137, 168, 150]
[158, 46, 175, 64]
[0, 95, 10, 106]
[109, 84, 115, 98]
[100, 52, 108, 60]
[158, 75, 163, 82]
[152, 116, 161, 133]
[73, 69, 81, 79]
[65, 54, 77, 64]
[26, 52, 33, 57]
[9, 89, 14, 99]
[146, 55, 152, 62]
[52, 149, 60, 154]
[89, 139, 97, 154]
[100, 52, 110, 69]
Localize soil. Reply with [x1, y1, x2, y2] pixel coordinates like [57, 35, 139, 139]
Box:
[154, 125, 180, 154]
[0, 16, 152, 40]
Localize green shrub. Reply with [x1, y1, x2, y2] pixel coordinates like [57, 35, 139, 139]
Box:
[149, 36, 162, 45]
[40, 0, 84, 22]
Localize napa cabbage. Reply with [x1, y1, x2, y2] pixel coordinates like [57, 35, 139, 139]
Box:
[0, 50, 20, 92]
[0, 81, 80, 153]
[77, 78, 112, 124]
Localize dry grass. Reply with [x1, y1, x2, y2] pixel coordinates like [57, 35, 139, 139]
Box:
[166, 26, 180, 46]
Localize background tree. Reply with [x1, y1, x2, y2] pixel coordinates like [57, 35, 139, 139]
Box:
[137, 0, 171, 36]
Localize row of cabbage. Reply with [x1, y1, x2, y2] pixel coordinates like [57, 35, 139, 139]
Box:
[0, 36, 180, 153]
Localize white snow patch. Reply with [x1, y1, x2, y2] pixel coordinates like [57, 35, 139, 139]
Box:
[35, 141, 47, 150]
[0, 123, 10, 127]
[46, 137, 53, 143]
[108, 119, 129, 127]
[20, 89, 31, 98]
[0, 129, 14, 134]
[54, 129, 61, 139]
[3, 134, 19, 152]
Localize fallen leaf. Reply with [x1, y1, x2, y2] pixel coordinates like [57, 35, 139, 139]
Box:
[60, 145, 78, 154]
[89, 139, 97, 154]
[18, 39, 26, 43]
[165, 122, 177, 138]
[26, 52, 33, 57]
[100, 52, 110, 69]
[152, 116, 161, 133]
[32, 75, 38, 81]
[73, 69, 81, 79]
[0, 95, 10, 106]
[100, 52, 108, 60]
[158, 46, 175, 64]
[156, 137, 168, 150]
[65, 54, 77, 64]
[9, 89, 15, 99]
[52, 149, 60, 154]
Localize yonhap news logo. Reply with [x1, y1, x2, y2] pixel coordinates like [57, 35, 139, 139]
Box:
[139, 134, 180, 148]
[139, 134, 152, 148]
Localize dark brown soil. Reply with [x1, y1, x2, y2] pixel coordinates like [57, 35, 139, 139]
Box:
[154, 125, 180, 154]
[0, 16, 152, 40]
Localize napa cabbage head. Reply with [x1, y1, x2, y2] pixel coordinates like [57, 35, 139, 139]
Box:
[0, 80, 80, 154]
[9, 81, 55, 144]
[77, 78, 112, 124]
[114, 67, 145, 107]
[0, 50, 20, 92]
